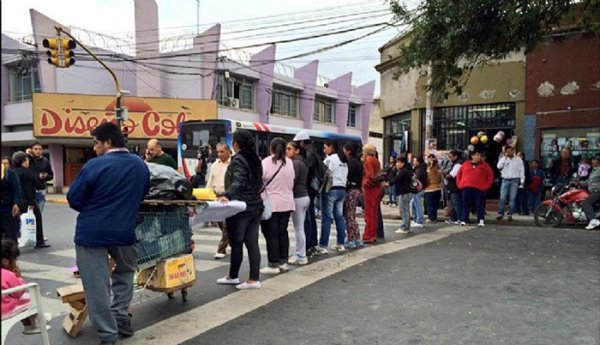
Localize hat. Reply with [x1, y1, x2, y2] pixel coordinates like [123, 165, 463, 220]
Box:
[293, 131, 310, 142]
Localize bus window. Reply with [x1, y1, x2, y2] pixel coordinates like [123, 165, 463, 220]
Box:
[257, 133, 270, 159]
[181, 122, 227, 159]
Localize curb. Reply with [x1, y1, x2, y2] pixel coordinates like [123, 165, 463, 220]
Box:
[46, 199, 69, 205]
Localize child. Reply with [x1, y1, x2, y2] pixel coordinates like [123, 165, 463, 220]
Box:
[1, 239, 51, 334]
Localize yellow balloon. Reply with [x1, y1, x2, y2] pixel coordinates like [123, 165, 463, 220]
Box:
[480, 135, 489, 144]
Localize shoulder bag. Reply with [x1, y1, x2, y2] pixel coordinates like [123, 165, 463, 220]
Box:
[260, 162, 285, 221]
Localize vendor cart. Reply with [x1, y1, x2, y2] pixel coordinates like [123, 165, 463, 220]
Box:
[134, 200, 207, 301]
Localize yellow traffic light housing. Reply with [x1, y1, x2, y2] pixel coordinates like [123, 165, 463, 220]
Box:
[42, 37, 76, 68]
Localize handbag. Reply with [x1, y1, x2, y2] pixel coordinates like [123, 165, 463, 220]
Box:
[19, 209, 36, 248]
[260, 162, 285, 221]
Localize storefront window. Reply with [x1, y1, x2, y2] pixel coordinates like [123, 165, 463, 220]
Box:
[384, 112, 411, 159]
[540, 127, 600, 171]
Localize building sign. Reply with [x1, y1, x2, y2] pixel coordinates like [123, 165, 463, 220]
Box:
[32, 93, 217, 139]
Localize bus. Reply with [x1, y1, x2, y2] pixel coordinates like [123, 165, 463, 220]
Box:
[178, 119, 362, 179]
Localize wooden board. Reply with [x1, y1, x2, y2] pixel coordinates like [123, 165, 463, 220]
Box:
[56, 284, 85, 303]
[63, 305, 88, 337]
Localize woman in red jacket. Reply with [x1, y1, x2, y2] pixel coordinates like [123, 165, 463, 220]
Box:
[456, 150, 494, 227]
[362, 144, 382, 243]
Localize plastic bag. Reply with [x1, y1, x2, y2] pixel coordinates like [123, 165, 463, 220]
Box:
[145, 163, 194, 200]
[19, 210, 36, 248]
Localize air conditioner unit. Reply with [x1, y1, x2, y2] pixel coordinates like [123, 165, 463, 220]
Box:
[228, 98, 240, 108]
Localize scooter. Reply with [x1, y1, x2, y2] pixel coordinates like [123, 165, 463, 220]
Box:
[534, 183, 600, 228]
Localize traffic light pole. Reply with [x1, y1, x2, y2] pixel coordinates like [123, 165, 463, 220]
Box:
[53, 26, 125, 131]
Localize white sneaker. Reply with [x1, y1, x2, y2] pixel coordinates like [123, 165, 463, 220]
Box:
[395, 228, 410, 234]
[279, 263, 289, 272]
[236, 281, 261, 290]
[213, 252, 226, 259]
[288, 256, 308, 265]
[411, 222, 423, 228]
[478, 220, 485, 227]
[444, 220, 454, 225]
[330, 244, 346, 252]
[459, 221, 466, 226]
[315, 246, 328, 255]
[260, 266, 281, 275]
[216, 276, 240, 285]
[586, 219, 600, 230]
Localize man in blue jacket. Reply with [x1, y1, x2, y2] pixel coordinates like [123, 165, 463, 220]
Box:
[67, 123, 149, 345]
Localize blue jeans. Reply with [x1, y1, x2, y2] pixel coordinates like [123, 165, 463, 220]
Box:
[450, 192, 462, 222]
[410, 190, 424, 224]
[498, 178, 519, 216]
[320, 188, 346, 246]
[388, 185, 396, 204]
[461, 188, 486, 222]
[527, 190, 542, 212]
[36, 191, 46, 213]
[399, 194, 412, 230]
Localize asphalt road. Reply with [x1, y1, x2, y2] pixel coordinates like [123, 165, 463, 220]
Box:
[5, 204, 600, 345]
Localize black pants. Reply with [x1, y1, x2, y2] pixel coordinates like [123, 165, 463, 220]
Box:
[425, 190, 442, 222]
[583, 191, 600, 221]
[226, 210, 261, 281]
[261, 211, 291, 266]
[304, 196, 318, 251]
[377, 192, 384, 239]
[31, 204, 45, 246]
[1, 212, 19, 242]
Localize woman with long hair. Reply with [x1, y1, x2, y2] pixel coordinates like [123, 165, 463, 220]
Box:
[260, 137, 296, 274]
[216, 130, 264, 290]
[361, 144, 382, 243]
[343, 142, 364, 248]
[286, 141, 310, 265]
[425, 158, 443, 222]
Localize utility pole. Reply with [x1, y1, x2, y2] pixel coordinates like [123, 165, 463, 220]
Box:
[47, 26, 128, 132]
[196, 0, 200, 35]
[424, 64, 433, 151]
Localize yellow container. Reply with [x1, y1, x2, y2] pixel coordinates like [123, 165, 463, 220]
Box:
[137, 254, 196, 290]
[192, 188, 217, 201]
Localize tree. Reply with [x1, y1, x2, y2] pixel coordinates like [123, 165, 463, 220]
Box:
[390, 0, 600, 95]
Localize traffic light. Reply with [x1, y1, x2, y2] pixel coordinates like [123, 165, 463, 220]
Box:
[42, 37, 76, 68]
[42, 38, 60, 67]
[61, 39, 76, 67]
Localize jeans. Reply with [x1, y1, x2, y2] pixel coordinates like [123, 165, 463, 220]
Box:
[498, 178, 519, 216]
[515, 187, 529, 215]
[449, 192, 462, 222]
[527, 190, 542, 213]
[261, 211, 291, 267]
[226, 210, 261, 281]
[411, 190, 424, 224]
[76, 244, 137, 343]
[399, 193, 412, 230]
[320, 188, 346, 247]
[582, 191, 600, 221]
[292, 196, 310, 260]
[425, 190, 441, 222]
[35, 191, 46, 213]
[304, 196, 318, 251]
[462, 188, 486, 222]
[388, 185, 397, 204]
[216, 222, 229, 254]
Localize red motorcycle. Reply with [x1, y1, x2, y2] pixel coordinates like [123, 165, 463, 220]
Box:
[534, 183, 600, 228]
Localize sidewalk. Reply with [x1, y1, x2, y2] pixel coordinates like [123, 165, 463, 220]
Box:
[47, 193, 536, 226]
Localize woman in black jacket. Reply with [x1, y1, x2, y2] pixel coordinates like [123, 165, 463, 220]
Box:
[390, 157, 413, 234]
[216, 130, 264, 290]
[12, 152, 50, 248]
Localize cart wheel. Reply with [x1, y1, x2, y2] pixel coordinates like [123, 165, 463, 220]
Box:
[167, 292, 174, 299]
[181, 289, 188, 302]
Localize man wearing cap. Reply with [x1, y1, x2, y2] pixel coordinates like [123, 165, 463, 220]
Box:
[496, 145, 525, 221]
[293, 131, 320, 258]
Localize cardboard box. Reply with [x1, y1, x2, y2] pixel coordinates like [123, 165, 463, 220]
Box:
[63, 305, 88, 337]
[56, 283, 85, 303]
[137, 254, 196, 290]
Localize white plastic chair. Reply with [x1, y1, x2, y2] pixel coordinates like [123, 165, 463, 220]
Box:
[1, 282, 50, 345]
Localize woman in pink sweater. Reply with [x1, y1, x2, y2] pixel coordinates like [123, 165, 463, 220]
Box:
[1, 239, 50, 334]
[260, 138, 296, 275]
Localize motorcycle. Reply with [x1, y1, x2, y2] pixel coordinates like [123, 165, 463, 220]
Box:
[534, 183, 600, 228]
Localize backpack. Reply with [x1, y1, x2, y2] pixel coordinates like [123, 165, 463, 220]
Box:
[310, 158, 333, 194]
[409, 173, 424, 194]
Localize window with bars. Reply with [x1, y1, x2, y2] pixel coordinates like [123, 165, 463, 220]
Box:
[215, 72, 255, 110]
[8, 66, 41, 103]
[421, 102, 516, 150]
[313, 97, 335, 124]
[347, 103, 358, 127]
[270, 85, 299, 117]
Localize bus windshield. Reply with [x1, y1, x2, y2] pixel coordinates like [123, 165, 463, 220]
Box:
[179, 120, 229, 178]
